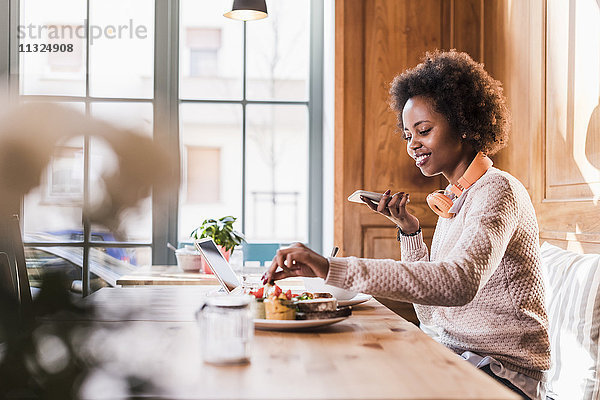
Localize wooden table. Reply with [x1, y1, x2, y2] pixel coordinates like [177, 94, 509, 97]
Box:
[70, 286, 520, 399]
[116, 265, 220, 286]
[116, 265, 305, 289]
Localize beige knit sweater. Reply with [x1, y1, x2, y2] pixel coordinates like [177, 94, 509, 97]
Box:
[326, 167, 551, 381]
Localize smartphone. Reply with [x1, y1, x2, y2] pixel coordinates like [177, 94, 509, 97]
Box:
[347, 190, 383, 204]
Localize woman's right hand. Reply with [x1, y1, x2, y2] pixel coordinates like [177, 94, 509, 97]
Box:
[361, 190, 420, 234]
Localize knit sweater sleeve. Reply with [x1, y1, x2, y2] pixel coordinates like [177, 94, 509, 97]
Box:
[400, 230, 429, 262]
[325, 176, 519, 306]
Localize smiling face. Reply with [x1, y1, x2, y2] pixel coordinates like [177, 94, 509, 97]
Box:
[402, 96, 476, 183]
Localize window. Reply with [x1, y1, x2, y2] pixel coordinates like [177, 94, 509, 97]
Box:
[15, 0, 155, 295]
[5, 0, 323, 295]
[179, 0, 316, 245]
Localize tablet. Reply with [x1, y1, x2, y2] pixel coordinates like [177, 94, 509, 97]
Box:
[347, 190, 383, 204]
[194, 238, 241, 293]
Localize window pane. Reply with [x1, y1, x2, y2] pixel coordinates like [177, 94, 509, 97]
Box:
[245, 105, 308, 242]
[90, 102, 153, 242]
[25, 247, 83, 290]
[91, 102, 153, 135]
[19, 0, 87, 96]
[179, 0, 243, 100]
[23, 133, 84, 240]
[179, 103, 243, 242]
[25, 246, 142, 294]
[246, 0, 310, 101]
[89, 0, 154, 98]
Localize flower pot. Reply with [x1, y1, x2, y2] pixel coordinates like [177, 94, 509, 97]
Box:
[201, 246, 231, 274]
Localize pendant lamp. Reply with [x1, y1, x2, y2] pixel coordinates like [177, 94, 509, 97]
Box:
[224, 0, 268, 21]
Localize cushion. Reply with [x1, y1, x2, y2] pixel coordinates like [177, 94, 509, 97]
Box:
[540, 242, 600, 400]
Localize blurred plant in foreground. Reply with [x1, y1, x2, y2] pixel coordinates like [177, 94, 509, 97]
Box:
[0, 271, 157, 399]
[0, 97, 178, 397]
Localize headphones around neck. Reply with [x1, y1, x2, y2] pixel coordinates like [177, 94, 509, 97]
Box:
[426, 152, 493, 218]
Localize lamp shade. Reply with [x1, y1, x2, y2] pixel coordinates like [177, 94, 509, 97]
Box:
[224, 0, 268, 21]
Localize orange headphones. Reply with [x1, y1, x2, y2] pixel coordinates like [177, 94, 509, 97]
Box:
[426, 152, 493, 218]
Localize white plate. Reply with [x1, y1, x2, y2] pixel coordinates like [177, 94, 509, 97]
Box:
[254, 316, 348, 331]
[338, 293, 372, 307]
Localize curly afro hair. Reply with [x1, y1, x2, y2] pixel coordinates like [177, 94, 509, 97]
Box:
[390, 50, 510, 155]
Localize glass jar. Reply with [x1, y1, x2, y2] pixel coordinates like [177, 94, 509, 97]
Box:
[229, 246, 244, 273]
[196, 295, 253, 365]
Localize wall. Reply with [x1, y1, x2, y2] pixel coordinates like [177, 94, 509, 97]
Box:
[484, 0, 600, 254]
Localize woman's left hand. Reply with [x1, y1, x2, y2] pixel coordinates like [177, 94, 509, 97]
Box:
[262, 242, 329, 284]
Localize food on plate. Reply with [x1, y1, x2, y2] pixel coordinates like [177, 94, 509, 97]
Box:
[312, 292, 333, 299]
[296, 297, 337, 313]
[264, 285, 296, 320]
[294, 292, 333, 300]
[295, 292, 313, 300]
[296, 306, 352, 320]
[250, 285, 352, 321]
[264, 297, 296, 320]
[249, 287, 266, 319]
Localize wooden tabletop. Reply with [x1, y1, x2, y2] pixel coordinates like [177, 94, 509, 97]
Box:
[116, 265, 220, 286]
[116, 265, 305, 288]
[72, 286, 520, 399]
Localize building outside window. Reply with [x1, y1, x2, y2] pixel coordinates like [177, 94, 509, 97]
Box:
[45, 146, 84, 202]
[186, 27, 220, 77]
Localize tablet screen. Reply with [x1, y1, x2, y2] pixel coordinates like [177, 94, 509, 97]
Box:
[195, 238, 240, 292]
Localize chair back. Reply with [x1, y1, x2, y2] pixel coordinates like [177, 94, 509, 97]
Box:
[10, 215, 32, 310]
[241, 242, 280, 264]
[541, 242, 600, 399]
[0, 251, 17, 300]
[0, 215, 32, 317]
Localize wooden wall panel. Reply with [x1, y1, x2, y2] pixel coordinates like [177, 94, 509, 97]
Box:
[540, 231, 600, 254]
[538, 0, 599, 250]
[483, 0, 536, 191]
[363, 226, 435, 261]
[334, 0, 366, 260]
[453, 0, 484, 61]
[545, 0, 600, 201]
[363, 0, 443, 196]
[363, 227, 401, 261]
[482, 0, 600, 252]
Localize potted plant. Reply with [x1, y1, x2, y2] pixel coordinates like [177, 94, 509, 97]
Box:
[190, 216, 245, 274]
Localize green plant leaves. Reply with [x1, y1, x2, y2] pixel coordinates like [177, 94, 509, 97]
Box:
[190, 216, 245, 252]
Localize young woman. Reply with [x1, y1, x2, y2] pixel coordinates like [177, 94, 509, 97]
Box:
[263, 50, 550, 400]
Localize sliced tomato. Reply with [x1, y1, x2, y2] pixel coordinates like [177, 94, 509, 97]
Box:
[255, 287, 264, 298]
[285, 289, 292, 300]
[273, 285, 282, 297]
